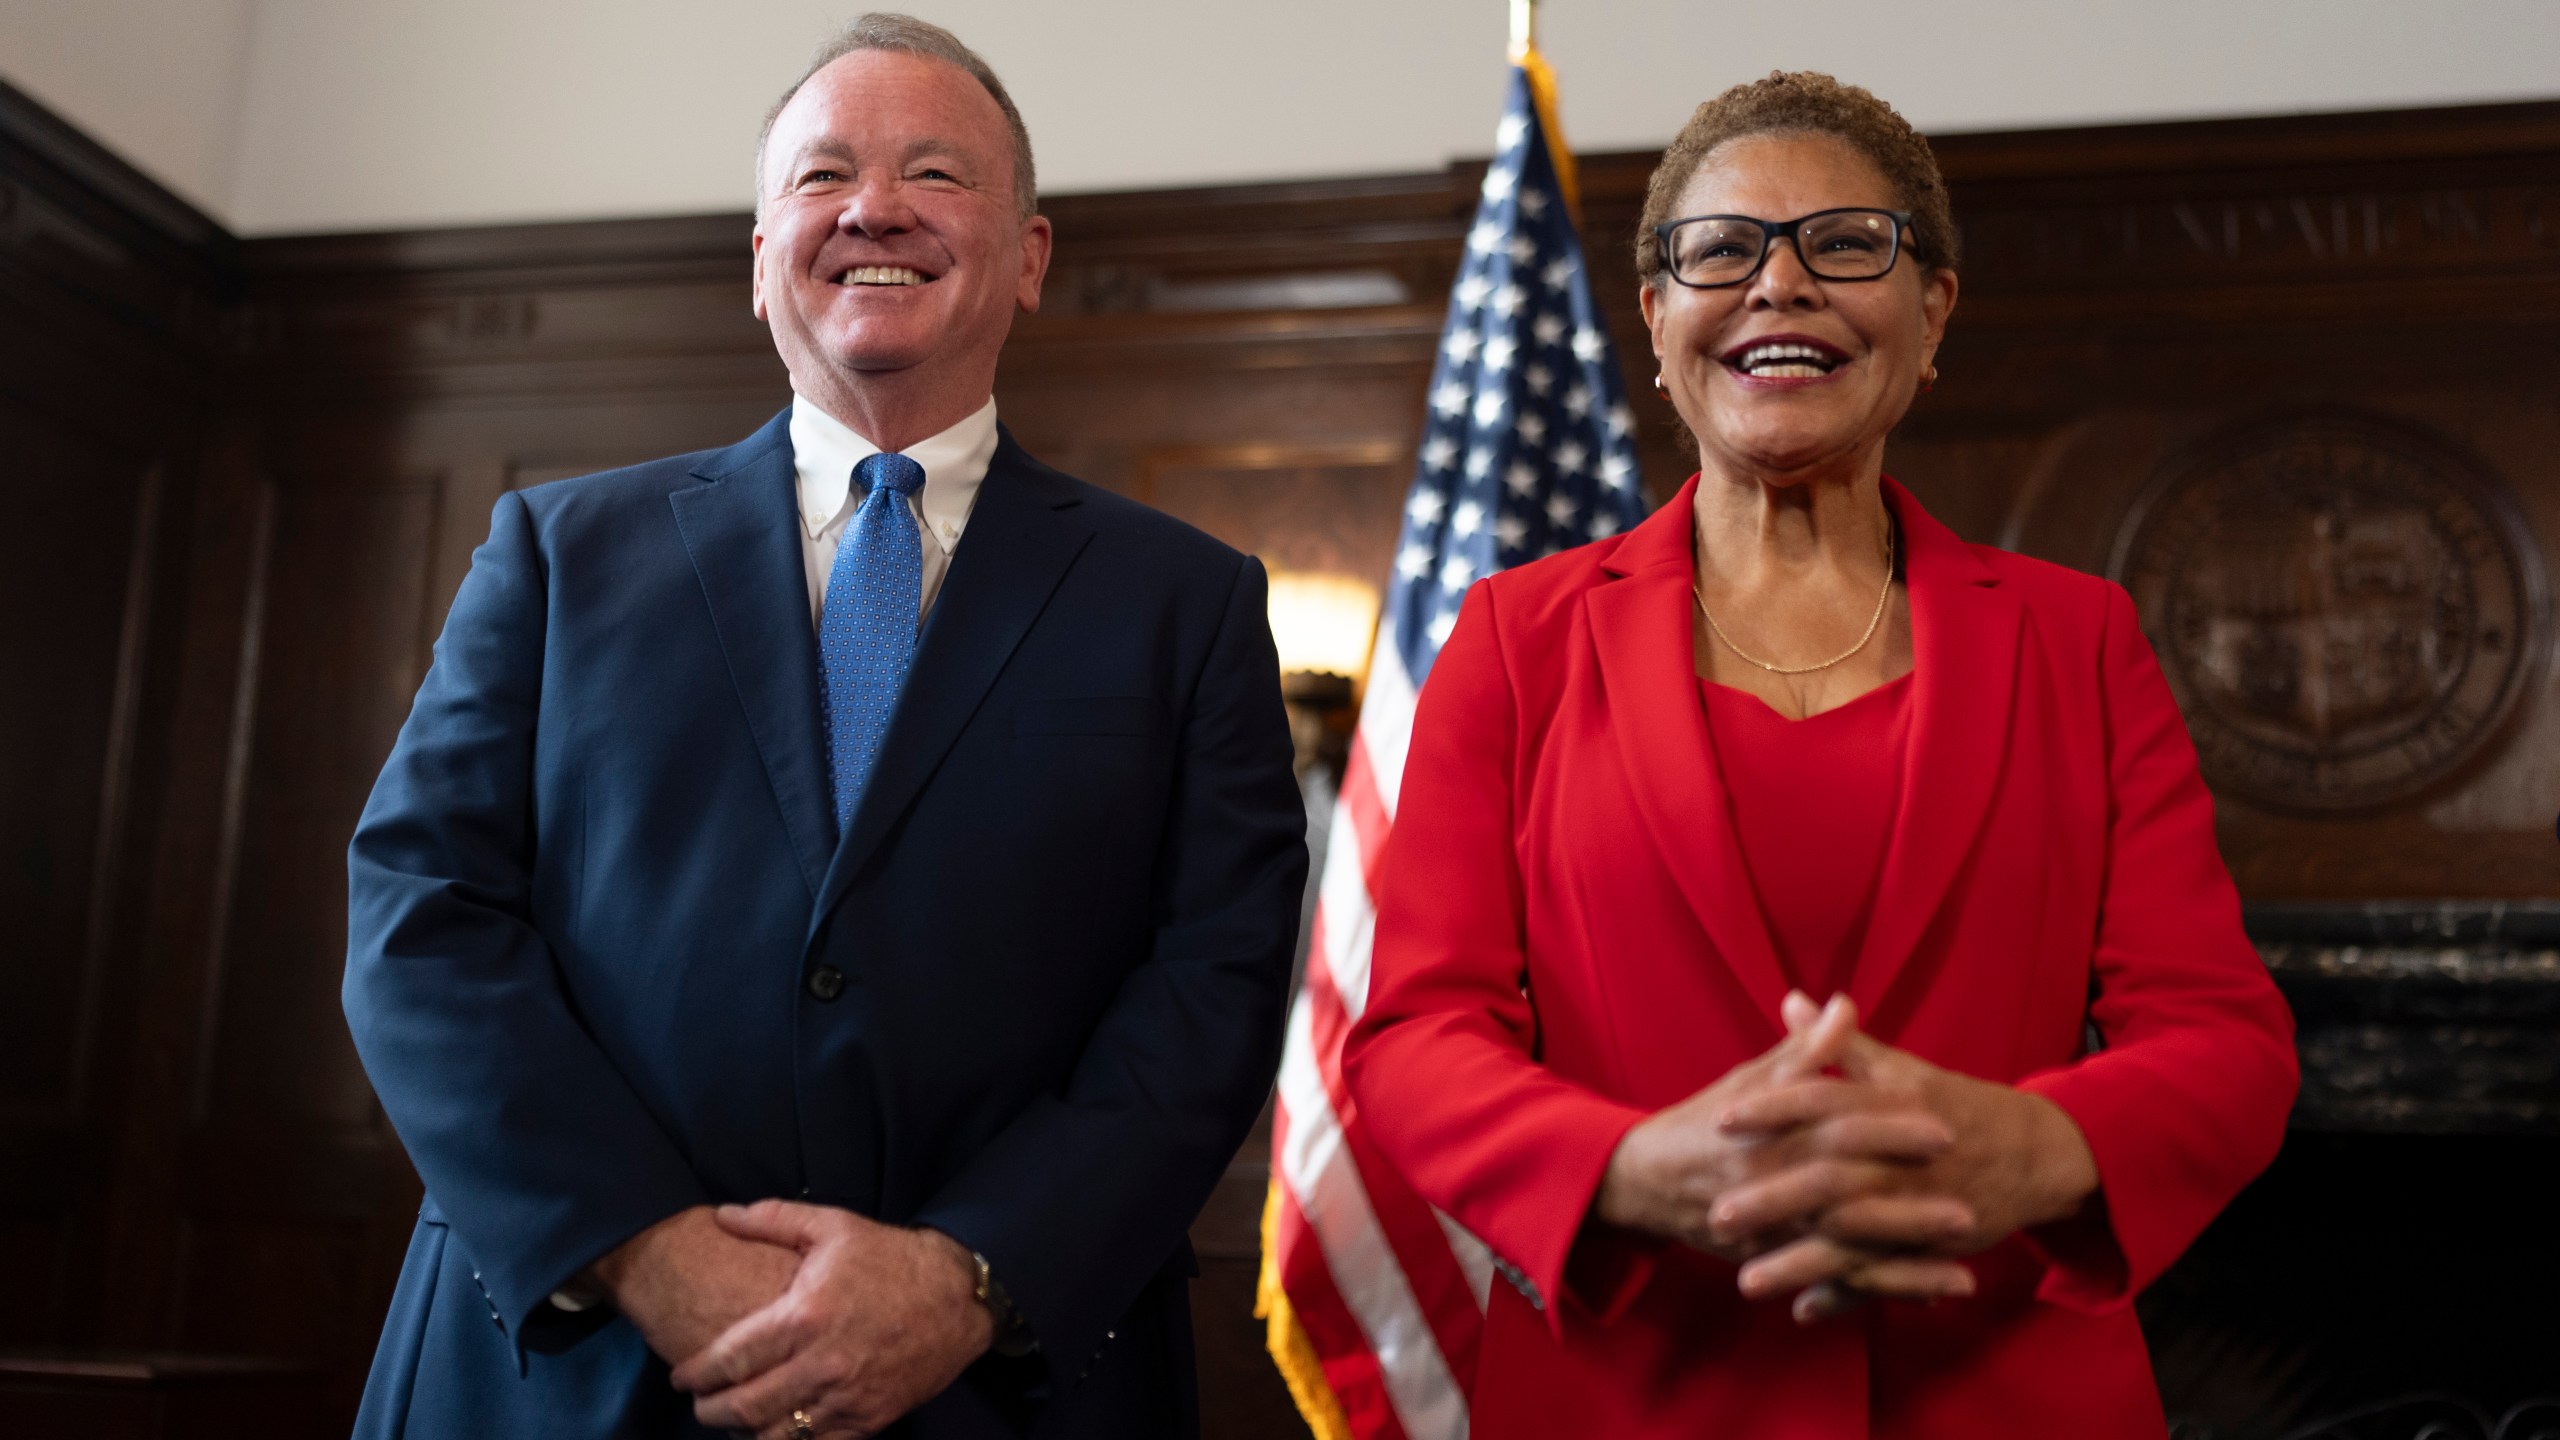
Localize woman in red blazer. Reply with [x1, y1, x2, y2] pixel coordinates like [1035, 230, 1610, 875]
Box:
[1342, 72, 2296, 1439]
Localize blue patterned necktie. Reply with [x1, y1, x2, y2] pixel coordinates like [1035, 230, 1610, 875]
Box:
[819, 451, 927, 835]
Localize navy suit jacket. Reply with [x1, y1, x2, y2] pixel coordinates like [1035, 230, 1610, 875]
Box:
[343, 411, 1307, 1439]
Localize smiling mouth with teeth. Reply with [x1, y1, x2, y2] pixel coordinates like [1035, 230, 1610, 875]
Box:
[838, 266, 930, 286]
[1727, 340, 1847, 379]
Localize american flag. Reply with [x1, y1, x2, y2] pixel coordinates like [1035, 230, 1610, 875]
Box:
[1258, 53, 1647, 1440]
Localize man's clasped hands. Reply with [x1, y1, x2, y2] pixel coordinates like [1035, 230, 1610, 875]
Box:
[587, 1190, 993, 1439]
[1595, 991, 2105, 1322]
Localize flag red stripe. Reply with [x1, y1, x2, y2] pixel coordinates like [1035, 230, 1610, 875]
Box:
[1338, 734, 1396, 897]
[1300, 891, 1485, 1394]
[1272, 1173, 1416, 1440]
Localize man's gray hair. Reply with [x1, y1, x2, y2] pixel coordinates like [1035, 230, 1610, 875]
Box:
[755, 13, 1038, 217]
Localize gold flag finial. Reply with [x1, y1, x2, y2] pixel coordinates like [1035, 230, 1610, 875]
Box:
[1508, 0, 1578, 212]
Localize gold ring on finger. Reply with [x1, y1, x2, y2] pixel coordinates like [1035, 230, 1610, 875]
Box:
[787, 1410, 817, 1440]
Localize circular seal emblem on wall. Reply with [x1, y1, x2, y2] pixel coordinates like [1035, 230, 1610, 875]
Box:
[2111, 414, 2543, 813]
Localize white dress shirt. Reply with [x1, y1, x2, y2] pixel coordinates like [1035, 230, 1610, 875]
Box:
[791, 393, 999, 625]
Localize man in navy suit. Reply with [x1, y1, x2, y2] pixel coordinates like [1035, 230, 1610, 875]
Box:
[342, 14, 1306, 1438]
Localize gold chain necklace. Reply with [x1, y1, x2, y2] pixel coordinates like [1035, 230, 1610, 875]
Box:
[1691, 520, 1896, 676]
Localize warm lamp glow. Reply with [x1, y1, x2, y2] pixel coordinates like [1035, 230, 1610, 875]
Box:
[1267, 572, 1382, 681]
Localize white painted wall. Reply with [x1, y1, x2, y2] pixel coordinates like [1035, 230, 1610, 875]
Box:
[0, 0, 256, 217]
[6, 0, 2558, 236]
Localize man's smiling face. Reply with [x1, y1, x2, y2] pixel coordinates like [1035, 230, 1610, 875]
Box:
[752, 48, 1049, 402]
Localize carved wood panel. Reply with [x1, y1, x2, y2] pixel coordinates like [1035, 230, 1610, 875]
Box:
[200, 477, 439, 1131]
[0, 78, 218, 1380]
[0, 408, 152, 1127]
[1135, 441, 1414, 588]
[0, 402, 157, 1353]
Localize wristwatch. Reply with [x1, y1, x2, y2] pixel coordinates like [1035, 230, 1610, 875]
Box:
[965, 1247, 1036, 1357]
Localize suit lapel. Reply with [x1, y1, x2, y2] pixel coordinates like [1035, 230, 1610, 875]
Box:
[1586, 479, 1789, 1037]
[1844, 480, 2022, 1019]
[813, 429, 1092, 926]
[667, 409, 835, 899]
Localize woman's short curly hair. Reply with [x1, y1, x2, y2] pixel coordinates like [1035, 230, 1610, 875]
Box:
[1635, 71, 1958, 286]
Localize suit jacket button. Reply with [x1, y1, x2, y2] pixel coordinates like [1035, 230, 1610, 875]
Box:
[806, 966, 845, 1002]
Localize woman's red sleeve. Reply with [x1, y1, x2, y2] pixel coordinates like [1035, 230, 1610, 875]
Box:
[2017, 582, 2299, 1310]
[1343, 582, 1651, 1337]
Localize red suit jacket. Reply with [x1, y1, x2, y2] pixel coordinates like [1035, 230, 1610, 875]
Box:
[1343, 477, 2297, 1439]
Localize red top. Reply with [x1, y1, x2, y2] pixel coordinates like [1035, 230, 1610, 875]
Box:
[1344, 475, 2297, 1440]
[1697, 674, 1913, 1000]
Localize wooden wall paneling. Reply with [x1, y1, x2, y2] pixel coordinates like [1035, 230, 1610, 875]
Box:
[422, 458, 513, 652]
[69, 426, 415, 1429]
[0, 78, 234, 370]
[240, 214, 783, 416]
[1889, 106, 2560, 901]
[0, 77, 228, 1370]
[1001, 171, 1457, 501]
[91, 444, 277, 1352]
[1133, 441, 1414, 582]
[195, 471, 438, 1133]
[0, 482, 172, 1353]
[161, 452, 538, 1405]
[0, 414, 151, 1120]
[0, 418, 160, 1348]
[996, 355, 1440, 517]
[0, 1352, 332, 1438]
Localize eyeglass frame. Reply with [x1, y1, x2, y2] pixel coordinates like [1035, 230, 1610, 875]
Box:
[1651, 207, 1918, 290]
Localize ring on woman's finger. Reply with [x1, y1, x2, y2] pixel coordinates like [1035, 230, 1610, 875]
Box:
[1792, 1279, 1856, 1323]
[786, 1409, 817, 1440]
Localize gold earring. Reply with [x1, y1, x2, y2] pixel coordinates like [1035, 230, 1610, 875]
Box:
[1918, 364, 1939, 394]
[1653, 373, 1670, 398]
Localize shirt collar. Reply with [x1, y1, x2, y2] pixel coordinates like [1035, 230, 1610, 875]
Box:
[789, 393, 999, 549]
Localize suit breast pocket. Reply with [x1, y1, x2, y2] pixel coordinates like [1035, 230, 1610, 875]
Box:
[1013, 696, 1166, 740]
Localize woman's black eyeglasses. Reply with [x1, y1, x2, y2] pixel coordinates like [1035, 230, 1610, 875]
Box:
[1652, 208, 1914, 289]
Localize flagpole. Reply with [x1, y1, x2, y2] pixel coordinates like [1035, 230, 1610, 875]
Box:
[1259, 16, 1646, 1435]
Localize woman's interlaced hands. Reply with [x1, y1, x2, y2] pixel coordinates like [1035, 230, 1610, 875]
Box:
[1594, 991, 2101, 1322]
